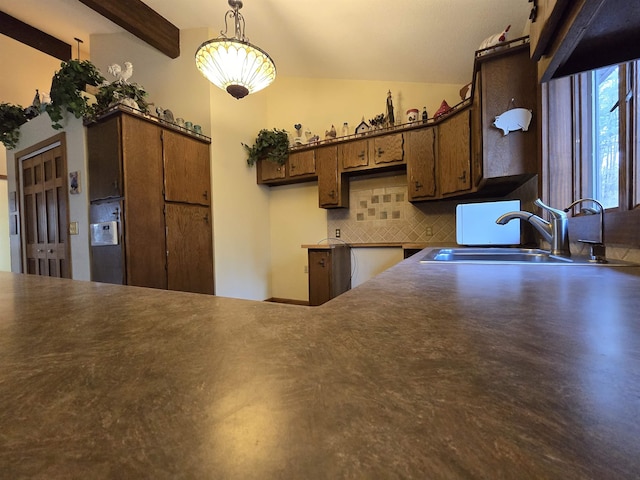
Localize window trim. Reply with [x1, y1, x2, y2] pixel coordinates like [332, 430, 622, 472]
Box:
[541, 60, 640, 248]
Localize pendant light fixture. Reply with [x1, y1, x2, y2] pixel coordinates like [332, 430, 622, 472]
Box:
[195, 0, 276, 99]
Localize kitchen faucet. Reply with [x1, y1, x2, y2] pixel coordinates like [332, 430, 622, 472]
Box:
[563, 198, 607, 263]
[495, 198, 570, 256]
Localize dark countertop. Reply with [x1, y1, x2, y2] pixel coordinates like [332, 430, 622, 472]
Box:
[2, 252, 640, 479]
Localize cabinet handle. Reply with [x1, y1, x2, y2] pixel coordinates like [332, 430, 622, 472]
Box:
[47, 249, 54, 254]
[203, 190, 208, 200]
[415, 181, 422, 190]
[458, 170, 467, 182]
[37, 248, 43, 253]
[113, 180, 119, 191]
[290, 164, 296, 170]
[319, 258, 326, 267]
[329, 190, 336, 198]
[358, 151, 365, 159]
[377, 147, 385, 157]
[528, 0, 538, 22]
[203, 214, 209, 224]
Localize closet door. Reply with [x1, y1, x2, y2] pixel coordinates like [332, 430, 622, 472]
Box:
[21, 143, 70, 277]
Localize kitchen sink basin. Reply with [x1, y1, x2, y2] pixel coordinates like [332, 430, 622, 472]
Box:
[420, 248, 637, 266]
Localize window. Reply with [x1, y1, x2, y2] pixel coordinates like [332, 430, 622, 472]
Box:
[592, 65, 620, 209]
[542, 59, 640, 247]
[572, 61, 638, 213]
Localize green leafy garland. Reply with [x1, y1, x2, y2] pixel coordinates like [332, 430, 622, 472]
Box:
[0, 102, 27, 149]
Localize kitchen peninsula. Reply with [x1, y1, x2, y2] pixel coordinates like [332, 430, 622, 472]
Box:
[2, 253, 640, 478]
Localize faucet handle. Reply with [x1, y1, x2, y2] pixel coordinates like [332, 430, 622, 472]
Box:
[534, 198, 567, 220]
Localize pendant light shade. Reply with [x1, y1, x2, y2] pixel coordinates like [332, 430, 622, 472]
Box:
[195, 0, 276, 99]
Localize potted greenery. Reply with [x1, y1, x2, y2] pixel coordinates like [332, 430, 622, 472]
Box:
[242, 128, 290, 166]
[0, 102, 27, 149]
[45, 59, 106, 129]
[94, 81, 150, 114]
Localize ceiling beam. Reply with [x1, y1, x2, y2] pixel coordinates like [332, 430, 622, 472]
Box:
[78, 0, 180, 59]
[0, 10, 72, 61]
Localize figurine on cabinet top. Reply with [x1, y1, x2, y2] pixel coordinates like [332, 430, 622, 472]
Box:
[325, 124, 337, 140]
[386, 90, 395, 126]
[355, 117, 370, 135]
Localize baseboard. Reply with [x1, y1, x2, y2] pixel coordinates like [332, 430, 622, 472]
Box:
[265, 297, 309, 306]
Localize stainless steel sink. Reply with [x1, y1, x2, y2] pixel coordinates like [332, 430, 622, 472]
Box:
[420, 248, 637, 266]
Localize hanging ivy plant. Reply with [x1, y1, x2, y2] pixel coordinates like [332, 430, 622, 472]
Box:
[45, 59, 106, 129]
[0, 102, 27, 149]
[242, 128, 290, 166]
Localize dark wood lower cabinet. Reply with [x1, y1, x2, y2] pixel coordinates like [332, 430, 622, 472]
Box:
[165, 203, 214, 295]
[307, 245, 351, 306]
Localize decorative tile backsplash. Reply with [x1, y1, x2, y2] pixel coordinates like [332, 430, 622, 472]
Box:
[327, 174, 538, 245]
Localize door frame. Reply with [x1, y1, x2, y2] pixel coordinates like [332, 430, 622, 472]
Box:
[13, 132, 71, 276]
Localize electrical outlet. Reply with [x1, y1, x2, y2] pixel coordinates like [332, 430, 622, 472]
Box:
[335, 228, 341, 238]
[426, 226, 433, 236]
[69, 221, 79, 235]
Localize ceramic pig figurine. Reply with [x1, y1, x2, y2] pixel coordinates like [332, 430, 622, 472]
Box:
[493, 108, 533, 136]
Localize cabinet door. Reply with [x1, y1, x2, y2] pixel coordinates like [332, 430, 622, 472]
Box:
[339, 139, 368, 170]
[163, 130, 211, 206]
[317, 146, 348, 208]
[438, 110, 471, 196]
[308, 250, 332, 306]
[121, 114, 167, 289]
[370, 133, 404, 165]
[165, 203, 214, 295]
[87, 115, 123, 201]
[258, 159, 286, 182]
[288, 150, 316, 177]
[481, 48, 538, 181]
[405, 128, 437, 201]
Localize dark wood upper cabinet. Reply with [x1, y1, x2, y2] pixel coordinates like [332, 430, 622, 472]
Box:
[289, 150, 316, 177]
[163, 130, 211, 206]
[317, 146, 348, 209]
[438, 110, 472, 197]
[339, 139, 369, 171]
[405, 128, 436, 202]
[536, 0, 640, 82]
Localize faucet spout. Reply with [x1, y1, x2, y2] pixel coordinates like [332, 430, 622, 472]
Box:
[495, 211, 553, 243]
[495, 198, 571, 257]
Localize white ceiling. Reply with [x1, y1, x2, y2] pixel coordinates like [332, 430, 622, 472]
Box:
[0, 0, 532, 85]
